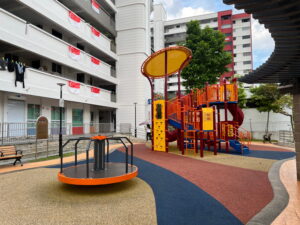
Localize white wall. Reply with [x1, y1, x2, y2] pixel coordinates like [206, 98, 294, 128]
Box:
[115, 0, 151, 137]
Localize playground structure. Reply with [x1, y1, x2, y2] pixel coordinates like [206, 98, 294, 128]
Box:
[141, 46, 251, 157]
[57, 136, 138, 185]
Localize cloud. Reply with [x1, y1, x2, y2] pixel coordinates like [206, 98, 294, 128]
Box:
[168, 7, 213, 20]
[252, 19, 274, 51]
[251, 18, 275, 68]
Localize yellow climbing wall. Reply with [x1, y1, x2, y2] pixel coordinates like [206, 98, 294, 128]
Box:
[153, 100, 166, 152]
[202, 107, 214, 131]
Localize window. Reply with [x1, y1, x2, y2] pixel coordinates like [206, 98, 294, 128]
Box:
[233, 37, 236, 40]
[225, 33, 231, 37]
[31, 60, 41, 69]
[77, 73, 85, 83]
[233, 54, 237, 57]
[27, 104, 40, 135]
[51, 107, 65, 134]
[36, 24, 43, 29]
[28, 104, 40, 121]
[90, 112, 94, 125]
[176, 24, 180, 28]
[221, 15, 231, 20]
[52, 29, 63, 39]
[242, 18, 250, 23]
[76, 43, 85, 51]
[221, 24, 231, 29]
[242, 35, 251, 39]
[243, 43, 251, 48]
[224, 41, 232, 46]
[4, 54, 18, 62]
[52, 63, 62, 74]
[242, 27, 250, 31]
[72, 109, 83, 127]
[233, 45, 237, 49]
[233, 21, 236, 24]
[243, 52, 252, 56]
[51, 107, 65, 121]
[243, 61, 252, 65]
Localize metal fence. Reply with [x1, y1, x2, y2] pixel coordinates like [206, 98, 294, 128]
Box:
[279, 130, 294, 144]
[0, 122, 114, 145]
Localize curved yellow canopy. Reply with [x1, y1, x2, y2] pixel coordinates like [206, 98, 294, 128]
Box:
[141, 46, 192, 79]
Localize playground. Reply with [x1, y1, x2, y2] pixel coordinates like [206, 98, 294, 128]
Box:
[0, 46, 299, 225]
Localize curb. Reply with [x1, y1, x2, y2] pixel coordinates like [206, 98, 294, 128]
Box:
[246, 157, 294, 225]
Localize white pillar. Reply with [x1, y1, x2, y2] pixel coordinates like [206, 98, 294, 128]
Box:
[115, 0, 152, 138]
[152, 4, 167, 94]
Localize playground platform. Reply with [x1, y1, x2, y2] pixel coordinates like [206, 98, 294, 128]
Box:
[0, 142, 298, 225]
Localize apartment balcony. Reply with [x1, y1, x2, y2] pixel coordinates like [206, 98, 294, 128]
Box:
[0, 68, 117, 108]
[0, 9, 116, 84]
[167, 77, 179, 84]
[165, 34, 186, 44]
[168, 85, 186, 92]
[59, 0, 116, 36]
[164, 27, 186, 35]
[103, 0, 117, 13]
[15, 0, 117, 59]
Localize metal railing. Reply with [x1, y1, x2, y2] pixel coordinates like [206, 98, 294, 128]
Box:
[279, 130, 294, 144]
[111, 93, 117, 102]
[0, 122, 114, 145]
[111, 68, 116, 77]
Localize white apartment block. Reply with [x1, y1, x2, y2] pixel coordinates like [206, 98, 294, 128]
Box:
[151, 4, 253, 97]
[0, 0, 152, 138]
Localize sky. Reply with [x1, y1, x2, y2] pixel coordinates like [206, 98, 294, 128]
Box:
[153, 0, 274, 69]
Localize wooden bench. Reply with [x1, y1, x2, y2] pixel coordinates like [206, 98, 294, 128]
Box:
[0, 146, 23, 166]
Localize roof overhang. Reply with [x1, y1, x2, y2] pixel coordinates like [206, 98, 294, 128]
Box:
[223, 0, 300, 85]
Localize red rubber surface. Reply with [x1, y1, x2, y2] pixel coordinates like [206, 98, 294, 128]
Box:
[119, 144, 273, 224]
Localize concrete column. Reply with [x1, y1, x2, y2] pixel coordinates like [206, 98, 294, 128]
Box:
[83, 104, 90, 134]
[152, 3, 166, 94]
[293, 92, 300, 180]
[115, 0, 152, 138]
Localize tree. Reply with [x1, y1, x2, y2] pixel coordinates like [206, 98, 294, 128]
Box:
[275, 94, 294, 137]
[249, 84, 281, 135]
[237, 81, 247, 108]
[181, 20, 232, 91]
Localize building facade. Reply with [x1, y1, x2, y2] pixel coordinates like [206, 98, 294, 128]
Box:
[151, 4, 253, 97]
[0, 0, 152, 139]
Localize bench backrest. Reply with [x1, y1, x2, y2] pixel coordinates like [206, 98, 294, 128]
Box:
[0, 146, 16, 156]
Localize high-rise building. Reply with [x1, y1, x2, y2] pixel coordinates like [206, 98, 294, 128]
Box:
[151, 4, 253, 96]
[0, 0, 152, 138]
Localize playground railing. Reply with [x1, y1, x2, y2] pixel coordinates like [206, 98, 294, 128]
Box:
[238, 127, 252, 148]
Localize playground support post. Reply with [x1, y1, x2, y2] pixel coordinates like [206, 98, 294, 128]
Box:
[134, 102, 137, 138]
[57, 83, 65, 174]
[164, 52, 169, 153]
[224, 79, 229, 152]
[200, 107, 204, 157]
[217, 105, 221, 150]
[144, 77, 154, 151]
[213, 106, 217, 155]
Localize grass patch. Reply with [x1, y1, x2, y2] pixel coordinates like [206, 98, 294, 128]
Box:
[29, 152, 74, 163]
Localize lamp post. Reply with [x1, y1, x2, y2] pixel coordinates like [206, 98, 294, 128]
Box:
[134, 102, 137, 137]
[57, 83, 65, 173]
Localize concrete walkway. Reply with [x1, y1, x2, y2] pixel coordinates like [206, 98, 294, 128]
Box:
[272, 159, 300, 225]
[0, 143, 124, 174]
